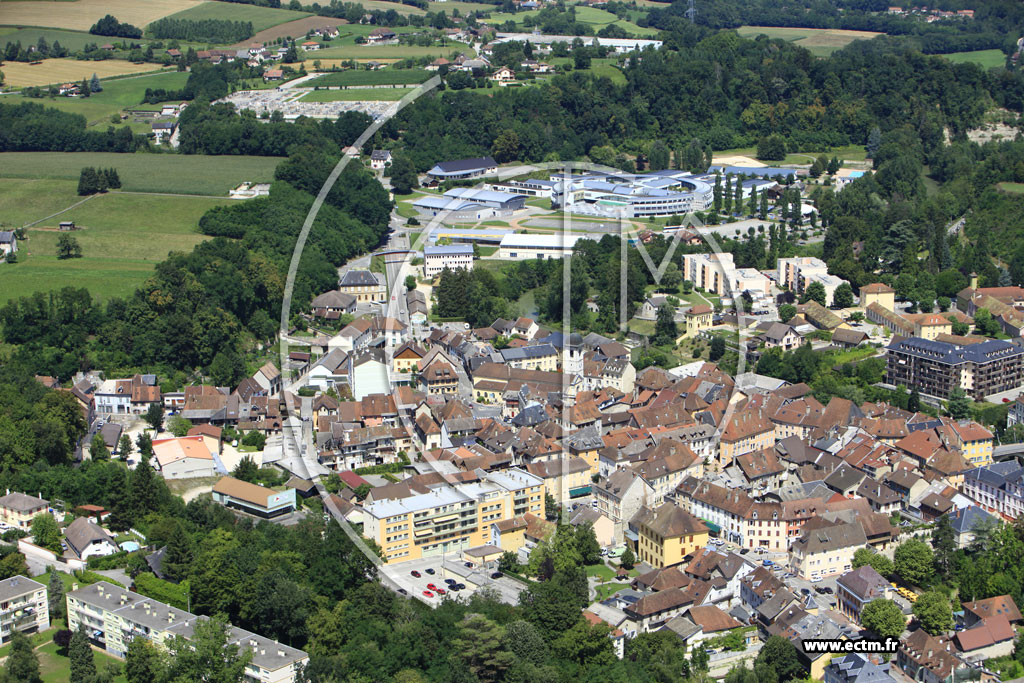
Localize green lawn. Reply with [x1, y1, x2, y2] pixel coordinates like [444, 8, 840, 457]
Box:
[0, 152, 282, 195]
[997, 182, 1024, 195]
[586, 563, 616, 581]
[300, 87, 414, 101]
[15, 70, 189, 127]
[37, 640, 127, 683]
[940, 49, 1006, 69]
[1, 190, 227, 302]
[305, 69, 431, 86]
[158, 3, 311, 34]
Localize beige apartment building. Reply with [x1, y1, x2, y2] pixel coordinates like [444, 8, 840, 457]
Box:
[363, 468, 544, 563]
[67, 582, 307, 683]
[0, 576, 49, 643]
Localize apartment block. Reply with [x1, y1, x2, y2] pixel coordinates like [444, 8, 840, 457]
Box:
[886, 337, 1024, 400]
[67, 582, 307, 683]
[683, 253, 734, 296]
[362, 468, 544, 563]
[423, 244, 474, 277]
[0, 576, 49, 643]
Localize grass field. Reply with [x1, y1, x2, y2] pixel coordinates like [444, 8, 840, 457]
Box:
[1, 59, 170, 87]
[351, 0, 426, 14]
[305, 69, 430, 86]
[737, 26, 881, 57]
[548, 56, 624, 84]
[38, 640, 128, 683]
[997, 182, 1024, 195]
[940, 49, 1006, 69]
[1, 188, 227, 302]
[312, 43, 471, 59]
[0, 0, 201, 32]
[487, 5, 658, 37]
[0, 152, 282, 195]
[0, 178, 82, 226]
[427, 1, 494, 11]
[299, 87, 414, 101]
[0, 27, 101, 51]
[6, 70, 189, 128]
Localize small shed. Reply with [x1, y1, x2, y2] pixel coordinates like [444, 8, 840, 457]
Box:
[59, 221, 75, 231]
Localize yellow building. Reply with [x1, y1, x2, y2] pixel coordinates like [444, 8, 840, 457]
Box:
[950, 420, 994, 466]
[490, 517, 527, 553]
[338, 269, 387, 303]
[526, 457, 593, 505]
[363, 468, 544, 563]
[860, 283, 896, 311]
[392, 341, 426, 374]
[680, 303, 714, 340]
[634, 502, 709, 569]
[0, 492, 50, 530]
[911, 314, 953, 340]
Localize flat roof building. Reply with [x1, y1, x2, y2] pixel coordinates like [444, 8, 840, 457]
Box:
[67, 581, 307, 682]
[423, 244, 474, 277]
[363, 468, 544, 563]
[497, 233, 583, 260]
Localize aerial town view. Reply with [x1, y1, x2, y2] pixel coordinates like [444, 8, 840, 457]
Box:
[1, 0, 1024, 681]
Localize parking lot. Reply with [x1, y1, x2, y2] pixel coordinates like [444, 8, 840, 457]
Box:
[380, 554, 527, 606]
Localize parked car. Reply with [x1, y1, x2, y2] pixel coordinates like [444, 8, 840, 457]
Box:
[490, 571, 503, 579]
[397, 589, 408, 595]
[425, 568, 435, 575]
[427, 583, 438, 591]
[435, 588, 446, 596]
[464, 561, 473, 568]
[411, 570, 421, 578]
[762, 560, 773, 567]
[456, 583, 466, 590]
[810, 576, 822, 583]
[801, 588, 811, 595]
[422, 591, 433, 598]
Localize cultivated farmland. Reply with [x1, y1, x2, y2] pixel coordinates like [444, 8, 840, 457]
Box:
[0, 0, 201, 32]
[0, 59, 169, 87]
[159, 2, 312, 34]
[737, 26, 882, 57]
[234, 16, 349, 47]
[0, 185, 227, 302]
[0, 152, 283, 196]
[305, 69, 430, 86]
